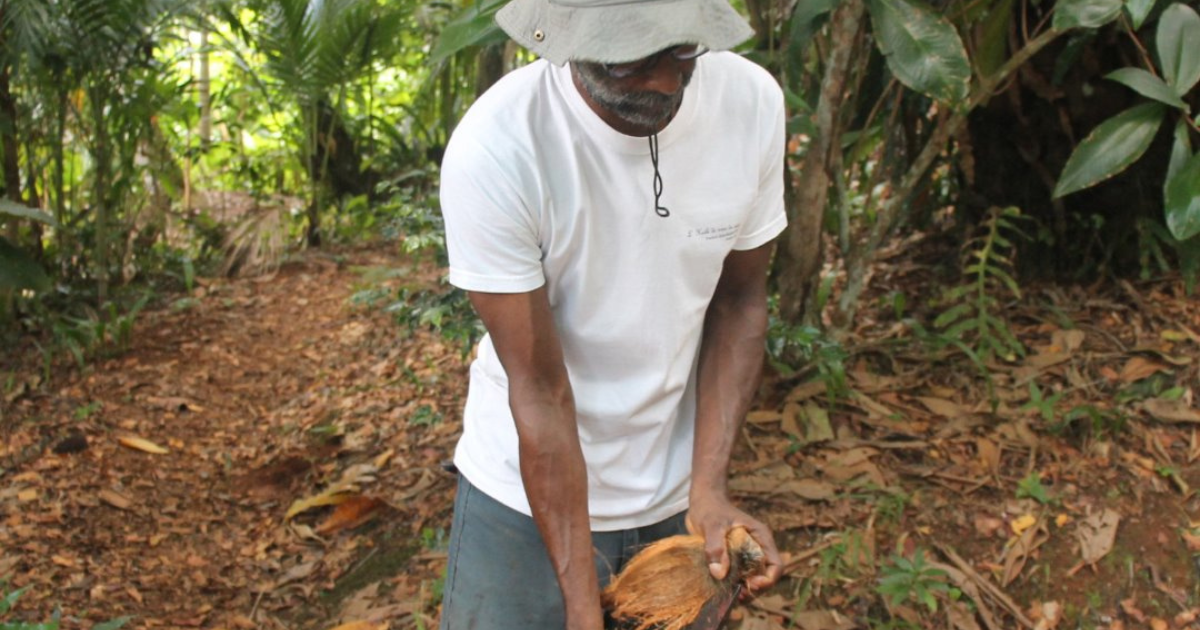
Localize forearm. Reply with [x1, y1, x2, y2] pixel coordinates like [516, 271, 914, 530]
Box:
[511, 386, 602, 630]
[692, 286, 768, 499]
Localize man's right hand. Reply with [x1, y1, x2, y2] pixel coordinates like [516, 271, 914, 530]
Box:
[467, 288, 603, 630]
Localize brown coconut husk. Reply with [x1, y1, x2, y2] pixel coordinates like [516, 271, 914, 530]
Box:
[602, 527, 764, 630]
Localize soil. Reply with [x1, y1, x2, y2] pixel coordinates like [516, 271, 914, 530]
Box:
[2, 241, 1199, 630]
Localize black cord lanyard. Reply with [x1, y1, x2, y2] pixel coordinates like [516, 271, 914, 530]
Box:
[649, 133, 669, 218]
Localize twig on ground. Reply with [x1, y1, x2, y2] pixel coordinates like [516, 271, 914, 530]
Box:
[935, 543, 1036, 629]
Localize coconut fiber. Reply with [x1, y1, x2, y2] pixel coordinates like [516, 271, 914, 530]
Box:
[602, 527, 764, 630]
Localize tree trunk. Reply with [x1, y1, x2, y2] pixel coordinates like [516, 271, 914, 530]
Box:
[198, 30, 212, 150]
[475, 44, 505, 98]
[89, 86, 112, 307]
[775, 0, 865, 324]
[0, 57, 23, 245]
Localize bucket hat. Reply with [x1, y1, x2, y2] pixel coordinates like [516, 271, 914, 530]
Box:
[495, 0, 754, 66]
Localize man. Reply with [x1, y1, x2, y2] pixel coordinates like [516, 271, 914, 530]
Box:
[437, 0, 787, 628]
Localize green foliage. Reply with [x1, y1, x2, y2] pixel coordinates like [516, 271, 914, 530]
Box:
[933, 207, 1028, 363]
[1020, 382, 1064, 422]
[1052, 102, 1166, 198]
[1050, 404, 1127, 441]
[388, 283, 483, 357]
[43, 295, 152, 369]
[1052, 0, 1123, 30]
[429, 0, 508, 64]
[1054, 3, 1200, 242]
[865, 0, 971, 104]
[0, 238, 50, 296]
[0, 582, 130, 630]
[1016, 471, 1052, 504]
[877, 548, 951, 613]
[409, 404, 442, 427]
[765, 316, 849, 400]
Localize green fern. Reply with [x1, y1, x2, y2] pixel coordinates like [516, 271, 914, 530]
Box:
[934, 206, 1028, 362]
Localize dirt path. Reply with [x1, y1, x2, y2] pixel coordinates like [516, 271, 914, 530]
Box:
[1, 247, 463, 629]
[4, 242, 1200, 630]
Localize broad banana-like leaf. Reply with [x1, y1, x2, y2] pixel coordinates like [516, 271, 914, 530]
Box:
[1165, 152, 1200, 240]
[975, 0, 1015, 79]
[0, 199, 58, 226]
[1157, 2, 1200, 94]
[1053, 0, 1123, 30]
[1053, 102, 1165, 198]
[1106, 68, 1188, 110]
[0, 236, 51, 293]
[1167, 119, 1192, 189]
[866, 0, 971, 104]
[430, 0, 509, 65]
[788, 0, 839, 56]
[1125, 0, 1158, 29]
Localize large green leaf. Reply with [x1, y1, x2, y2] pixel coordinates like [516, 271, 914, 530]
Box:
[1053, 0, 1123, 30]
[1167, 119, 1192, 189]
[0, 199, 58, 227]
[430, 0, 509, 65]
[1053, 102, 1166, 198]
[1156, 2, 1200, 94]
[976, 0, 1015, 79]
[1106, 67, 1189, 109]
[788, 0, 839, 55]
[866, 0, 971, 104]
[1126, 0, 1159, 30]
[1165, 151, 1200, 240]
[0, 236, 51, 293]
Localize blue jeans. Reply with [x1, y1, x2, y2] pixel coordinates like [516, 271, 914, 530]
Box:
[438, 474, 688, 630]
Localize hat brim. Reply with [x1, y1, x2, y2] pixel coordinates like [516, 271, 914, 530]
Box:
[496, 0, 755, 66]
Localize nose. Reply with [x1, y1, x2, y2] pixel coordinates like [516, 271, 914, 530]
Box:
[639, 56, 689, 95]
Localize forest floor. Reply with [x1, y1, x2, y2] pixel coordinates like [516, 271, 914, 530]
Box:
[2, 239, 1200, 630]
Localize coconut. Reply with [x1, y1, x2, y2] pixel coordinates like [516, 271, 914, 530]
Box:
[602, 527, 764, 630]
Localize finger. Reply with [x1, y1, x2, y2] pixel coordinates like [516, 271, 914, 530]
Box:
[744, 523, 783, 590]
[704, 528, 730, 580]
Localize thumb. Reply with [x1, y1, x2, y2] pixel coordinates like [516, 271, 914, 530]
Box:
[705, 530, 730, 580]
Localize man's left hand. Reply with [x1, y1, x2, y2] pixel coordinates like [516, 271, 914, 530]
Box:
[686, 494, 782, 593]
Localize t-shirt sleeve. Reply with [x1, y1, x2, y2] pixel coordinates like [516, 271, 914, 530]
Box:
[440, 135, 546, 293]
[733, 81, 788, 251]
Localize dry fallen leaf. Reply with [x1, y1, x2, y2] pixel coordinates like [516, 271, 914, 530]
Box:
[316, 496, 387, 535]
[1076, 508, 1120, 565]
[1143, 398, 1200, 424]
[286, 489, 354, 520]
[326, 621, 388, 630]
[1003, 516, 1049, 586]
[1119, 357, 1170, 383]
[99, 488, 134, 510]
[117, 436, 170, 455]
[1032, 601, 1062, 630]
[917, 396, 965, 418]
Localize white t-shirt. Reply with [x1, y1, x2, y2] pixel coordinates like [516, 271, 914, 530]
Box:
[440, 52, 787, 530]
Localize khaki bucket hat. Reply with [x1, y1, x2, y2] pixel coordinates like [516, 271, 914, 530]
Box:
[495, 0, 755, 66]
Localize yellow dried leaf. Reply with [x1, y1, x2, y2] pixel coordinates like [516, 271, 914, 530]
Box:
[1011, 514, 1037, 535]
[17, 489, 38, 502]
[372, 449, 395, 469]
[326, 619, 386, 628]
[1055, 514, 1071, 527]
[285, 489, 353, 520]
[1119, 357, 1169, 383]
[117, 436, 169, 455]
[99, 488, 134, 510]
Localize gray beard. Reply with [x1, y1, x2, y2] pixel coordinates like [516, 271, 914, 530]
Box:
[573, 62, 690, 132]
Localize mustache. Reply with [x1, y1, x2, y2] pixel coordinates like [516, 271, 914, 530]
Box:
[610, 90, 680, 116]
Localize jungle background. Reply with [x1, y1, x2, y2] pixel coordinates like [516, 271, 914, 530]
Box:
[1, 0, 1200, 628]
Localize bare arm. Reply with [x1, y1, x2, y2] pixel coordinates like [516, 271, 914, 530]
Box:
[467, 288, 603, 630]
[687, 242, 784, 592]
